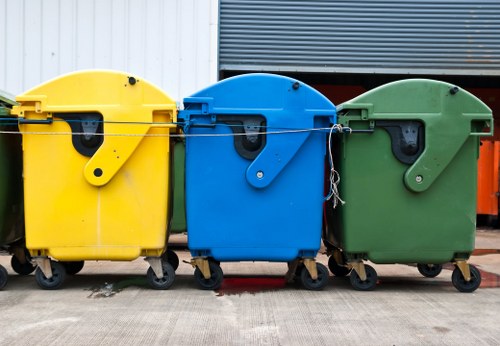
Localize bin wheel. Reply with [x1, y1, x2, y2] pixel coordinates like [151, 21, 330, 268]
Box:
[417, 263, 442, 278]
[11, 255, 36, 275]
[0, 265, 8, 290]
[328, 256, 351, 277]
[452, 264, 481, 293]
[35, 261, 66, 290]
[161, 249, 179, 271]
[349, 264, 378, 291]
[61, 261, 85, 275]
[300, 263, 329, 290]
[194, 261, 223, 290]
[146, 262, 175, 290]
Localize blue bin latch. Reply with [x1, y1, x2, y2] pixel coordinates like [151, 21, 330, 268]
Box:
[218, 115, 266, 160]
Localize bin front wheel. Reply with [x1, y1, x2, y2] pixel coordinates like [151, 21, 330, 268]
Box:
[11, 255, 36, 275]
[161, 249, 179, 271]
[194, 261, 223, 290]
[350, 264, 378, 291]
[300, 263, 329, 290]
[147, 262, 175, 290]
[0, 265, 7, 290]
[452, 264, 481, 293]
[61, 261, 85, 275]
[35, 261, 66, 290]
[328, 256, 351, 277]
[417, 263, 442, 278]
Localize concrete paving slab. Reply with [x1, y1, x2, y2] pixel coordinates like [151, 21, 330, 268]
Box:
[0, 230, 499, 345]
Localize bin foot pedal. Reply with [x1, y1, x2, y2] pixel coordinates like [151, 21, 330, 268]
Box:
[33, 257, 52, 279]
[455, 260, 471, 282]
[349, 261, 367, 281]
[190, 258, 211, 280]
[145, 257, 164, 279]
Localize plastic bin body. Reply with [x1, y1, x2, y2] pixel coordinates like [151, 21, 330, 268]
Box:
[170, 139, 187, 233]
[476, 140, 500, 218]
[326, 79, 492, 264]
[12, 71, 177, 261]
[0, 91, 24, 247]
[181, 73, 336, 262]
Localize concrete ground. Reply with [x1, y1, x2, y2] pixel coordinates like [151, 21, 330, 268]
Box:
[0, 230, 499, 346]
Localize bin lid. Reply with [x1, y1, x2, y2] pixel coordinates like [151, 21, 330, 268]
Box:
[12, 70, 177, 187]
[0, 90, 17, 117]
[338, 79, 493, 192]
[179, 73, 336, 189]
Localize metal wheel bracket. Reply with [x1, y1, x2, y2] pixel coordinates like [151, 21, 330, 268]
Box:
[145, 257, 164, 280]
[455, 260, 471, 282]
[191, 258, 211, 280]
[333, 249, 344, 266]
[349, 261, 367, 281]
[285, 259, 300, 283]
[303, 258, 318, 281]
[33, 257, 52, 279]
[12, 247, 28, 264]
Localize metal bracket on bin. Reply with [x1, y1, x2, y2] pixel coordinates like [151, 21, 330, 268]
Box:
[454, 260, 471, 282]
[349, 261, 367, 282]
[32, 257, 53, 279]
[145, 257, 164, 279]
[191, 258, 211, 280]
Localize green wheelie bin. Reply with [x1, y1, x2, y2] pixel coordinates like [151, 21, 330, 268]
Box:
[324, 79, 493, 292]
[164, 137, 187, 271]
[0, 90, 34, 289]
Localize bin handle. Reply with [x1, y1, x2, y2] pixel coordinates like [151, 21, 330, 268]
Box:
[18, 118, 53, 125]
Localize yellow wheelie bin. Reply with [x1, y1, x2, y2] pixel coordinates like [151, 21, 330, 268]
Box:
[12, 70, 177, 289]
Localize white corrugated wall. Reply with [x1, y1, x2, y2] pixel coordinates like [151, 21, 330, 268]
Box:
[0, 0, 219, 101]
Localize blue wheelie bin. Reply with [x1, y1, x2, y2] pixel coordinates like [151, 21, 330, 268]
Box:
[179, 73, 336, 290]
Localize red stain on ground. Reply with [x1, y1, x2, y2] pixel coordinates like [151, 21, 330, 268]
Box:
[477, 269, 500, 288]
[215, 276, 286, 296]
[441, 263, 500, 288]
[472, 249, 500, 255]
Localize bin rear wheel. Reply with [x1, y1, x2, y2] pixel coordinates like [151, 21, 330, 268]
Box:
[349, 264, 377, 291]
[35, 261, 66, 290]
[61, 261, 85, 275]
[328, 256, 351, 277]
[147, 262, 175, 290]
[194, 261, 223, 290]
[11, 255, 36, 275]
[0, 265, 7, 290]
[452, 264, 481, 293]
[417, 263, 442, 278]
[300, 263, 329, 290]
[161, 249, 179, 271]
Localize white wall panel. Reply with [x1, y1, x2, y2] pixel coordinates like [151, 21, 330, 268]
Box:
[0, 0, 219, 101]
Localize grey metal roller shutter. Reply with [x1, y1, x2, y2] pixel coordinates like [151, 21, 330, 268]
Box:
[219, 0, 500, 75]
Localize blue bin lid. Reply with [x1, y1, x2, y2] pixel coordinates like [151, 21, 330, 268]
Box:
[179, 73, 336, 189]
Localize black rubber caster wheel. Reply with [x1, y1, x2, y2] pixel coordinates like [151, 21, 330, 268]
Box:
[417, 263, 443, 278]
[11, 255, 36, 275]
[349, 264, 378, 291]
[300, 263, 329, 290]
[328, 256, 351, 277]
[35, 261, 66, 290]
[0, 265, 8, 290]
[194, 261, 223, 290]
[161, 249, 179, 271]
[147, 261, 175, 290]
[452, 264, 481, 293]
[61, 261, 85, 275]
